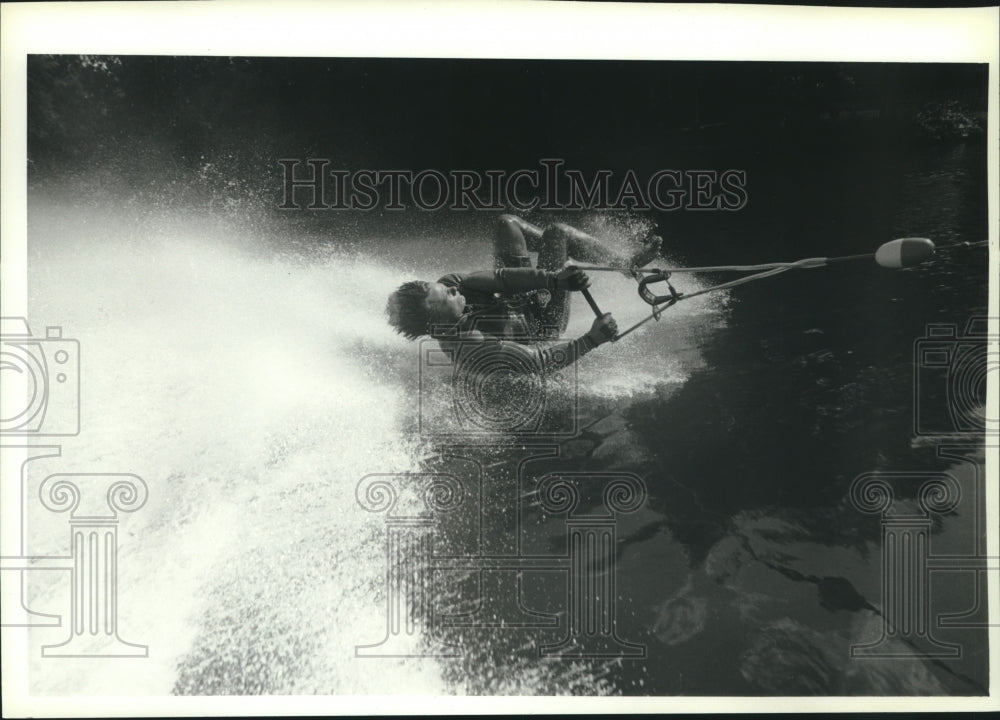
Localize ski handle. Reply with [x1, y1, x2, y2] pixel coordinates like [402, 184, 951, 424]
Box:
[580, 288, 603, 318]
[638, 271, 682, 307]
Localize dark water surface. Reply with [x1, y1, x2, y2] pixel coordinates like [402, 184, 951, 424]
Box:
[426, 139, 989, 695]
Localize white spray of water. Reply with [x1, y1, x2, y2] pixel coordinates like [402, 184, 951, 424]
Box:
[22, 200, 724, 695]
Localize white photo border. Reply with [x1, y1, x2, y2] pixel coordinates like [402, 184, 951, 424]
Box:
[2, 1, 998, 716]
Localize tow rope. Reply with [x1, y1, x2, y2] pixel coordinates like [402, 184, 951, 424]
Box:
[575, 238, 988, 342]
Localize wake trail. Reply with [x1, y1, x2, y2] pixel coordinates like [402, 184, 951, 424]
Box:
[24, 198, 726, 695]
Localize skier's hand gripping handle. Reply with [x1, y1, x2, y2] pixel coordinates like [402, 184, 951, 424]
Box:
[553, 266, 592, 292]
[585, 313, 618, 346]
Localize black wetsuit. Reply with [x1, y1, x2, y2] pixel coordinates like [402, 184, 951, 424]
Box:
[437, 268, 561, 340]
[432, 268, 597, 373]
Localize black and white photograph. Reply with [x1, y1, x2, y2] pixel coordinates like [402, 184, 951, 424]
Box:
[1, 1, 997, 715]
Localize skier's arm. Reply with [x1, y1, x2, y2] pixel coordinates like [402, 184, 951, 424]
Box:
[441, 313, 617, 374]
[440, 267, 591, 296]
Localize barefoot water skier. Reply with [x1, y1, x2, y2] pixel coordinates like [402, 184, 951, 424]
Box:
[386, 215, 662, 372]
